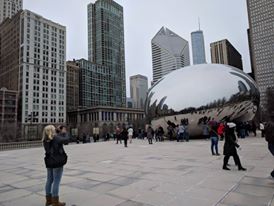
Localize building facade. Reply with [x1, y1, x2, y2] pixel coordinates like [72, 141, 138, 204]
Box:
[0, 0, 22, 24]
[247, 0, 274, 109]
[0, 88, 18, 142]
[130, 74, 148, 109]
[0, 10, 66, 139]
[67, 61, 80, 112]
[67, 106, 145, 137]
[77, 58, 111, 107]
[210, 39, 243, 70]
[152, 27, 190, 84]
[88, 0, 126, 107]
[191, 30, 206, 65]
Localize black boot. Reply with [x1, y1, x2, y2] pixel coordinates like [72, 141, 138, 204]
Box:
[223, 166, 230, 170]
[238, 167, 247, 171]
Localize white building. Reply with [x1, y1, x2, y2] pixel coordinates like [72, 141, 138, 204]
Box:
[151, 27, 190, 84]
[130, 75, 148, 109]
[0, 0, 22, 24]
[191, 30, 206, 65]
[21, 10, 66, 125]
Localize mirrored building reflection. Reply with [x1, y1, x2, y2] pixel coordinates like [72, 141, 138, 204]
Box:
[145, 64, 260, 136]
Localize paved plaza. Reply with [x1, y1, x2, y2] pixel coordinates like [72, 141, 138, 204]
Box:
[0, 137, 273, 206]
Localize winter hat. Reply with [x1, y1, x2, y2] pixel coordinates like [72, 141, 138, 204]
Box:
[227, 122, 236, 128]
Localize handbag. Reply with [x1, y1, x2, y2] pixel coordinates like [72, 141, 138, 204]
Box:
[44, 141, 68, 168]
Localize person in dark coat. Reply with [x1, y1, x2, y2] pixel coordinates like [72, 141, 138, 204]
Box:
[223, 122, 246, 171]
[121, 127, 129, 147]
[43, 125, 70, 206]
[147, 126, 154, 144]
[265, 120, 274, 178]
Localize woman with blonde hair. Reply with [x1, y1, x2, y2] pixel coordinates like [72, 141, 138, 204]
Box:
[43, 125, 70, 206]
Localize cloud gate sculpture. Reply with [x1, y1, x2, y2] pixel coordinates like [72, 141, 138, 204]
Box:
[145, 64, 260, 136]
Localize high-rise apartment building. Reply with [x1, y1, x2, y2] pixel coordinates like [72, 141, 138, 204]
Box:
[67, 61, 79, 112]
[247, 0, 274, 109]
[0, 10, 66, 128]
[0, 0, 22, 24]
[210, 39, 243, 70]
[152, 27, 190, 84]
[191, 30, 206, 65]
[88, 0, 126, 107]
[130, 75, 148, 109]
[77, 59, 111, 107]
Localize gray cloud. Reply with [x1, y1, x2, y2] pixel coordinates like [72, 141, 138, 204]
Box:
[24, 0, 251, 96]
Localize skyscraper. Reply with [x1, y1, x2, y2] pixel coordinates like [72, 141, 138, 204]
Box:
[66, 61, 80, 112]
[0, 0, 22, 24]
[210, 39, 243, 70]
[191, 30, 206, 65]
[88, 0, 126, 107]
[247, 0, 274, 109]
[0, 10, 66, 134]
[152, 27, 190, 84]
[130, 75, 148, 109]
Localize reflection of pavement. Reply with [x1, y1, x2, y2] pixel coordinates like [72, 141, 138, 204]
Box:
[0, 137, 273, 206]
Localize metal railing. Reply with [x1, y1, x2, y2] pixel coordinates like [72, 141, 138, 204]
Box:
[0, 141, 43, 151]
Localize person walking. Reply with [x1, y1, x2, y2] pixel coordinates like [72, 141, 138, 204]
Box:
[223, 122, 246, 171]
[177, 123, 185, 142]
[116, 126, 122, 144]
[217, 122, 225, 141]
[210, 123, 220, 155]
[121, 127, 129, 147]
[265, 119, 274, 178]
[147, 126, 154, 144]
[127, 127, 133, 144]
[202, 121, 210, 140]
[43, 125, 70, 206]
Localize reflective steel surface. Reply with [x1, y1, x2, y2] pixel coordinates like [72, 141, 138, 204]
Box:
[145, 64, 260, 136]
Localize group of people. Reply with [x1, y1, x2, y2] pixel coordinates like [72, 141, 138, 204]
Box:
[201, 119, 246, 170]
[114, 126, 134, 147]
[41, 117, 274, 205]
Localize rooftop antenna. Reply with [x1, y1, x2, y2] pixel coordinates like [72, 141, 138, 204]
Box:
[198, 17, 201, 30]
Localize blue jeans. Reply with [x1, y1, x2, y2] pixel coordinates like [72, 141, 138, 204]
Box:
[45, 167, 63, 197]
[211, 136, 219, 155]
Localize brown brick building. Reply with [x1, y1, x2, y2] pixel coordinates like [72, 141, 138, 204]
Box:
[66, 60, 80, 112]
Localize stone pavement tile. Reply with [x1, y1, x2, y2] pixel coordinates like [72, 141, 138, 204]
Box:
[241, 176, 274, 188]
[62, 192, 124, 206]
[10, 178, 44, 188]
[234, 183, 274, 198]
[108, 186, 142, 200]
[167, 195, 218, 206]
[24, 183, 44, 193]
[66, 179, 101, 190]
[116, 200, 153, 206]
[131, 190, 175, 206]
[184, 187, 226, 203]
[61, 175, 85, 184]
[0, 189, 31, 203]
[109, 176, 139, 186]
[89, 182, 121, 194]
[0, 172, 29, 185]
[221, 192, 270, 206]
[1, 194, 43, 206]
[61, 188, 99, 206]
[0, 185, 14, 193]
[80, 172, 119, 182]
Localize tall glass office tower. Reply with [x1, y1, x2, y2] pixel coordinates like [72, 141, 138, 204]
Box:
[152, 27, 190, 84]
[88, 0, 126, 107]
[191, 30, 206, 65]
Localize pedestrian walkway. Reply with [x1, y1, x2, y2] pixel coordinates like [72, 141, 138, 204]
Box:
[0, 137, 273, 206]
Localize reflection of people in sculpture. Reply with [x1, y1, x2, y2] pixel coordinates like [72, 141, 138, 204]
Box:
[223, 123, 246, 171]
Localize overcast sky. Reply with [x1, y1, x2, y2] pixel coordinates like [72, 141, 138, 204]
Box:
[24, 0, 251, 96]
